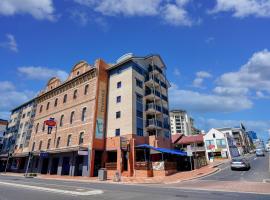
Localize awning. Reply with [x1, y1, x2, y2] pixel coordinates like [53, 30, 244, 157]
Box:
[136, 144, 187, 156]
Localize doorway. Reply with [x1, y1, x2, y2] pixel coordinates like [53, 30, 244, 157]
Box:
[50, 157, 59, 175]
[41, 158, 49, 174]
[61, 157, 70, 175]
[93, 150, 103, 177]
[74, 156, 84, 176]
[123, 151, 128, 171]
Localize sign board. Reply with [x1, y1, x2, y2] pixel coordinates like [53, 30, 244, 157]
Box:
[40, 152, 49, 158]
[95, 81, 106, 139]
[187, 145, 193, 157]
[78, 150, 88, 156]
[120, 137, 128, 150]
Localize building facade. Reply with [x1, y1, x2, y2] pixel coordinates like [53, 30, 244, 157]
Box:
[28, 59, 109, 177]
[0, 119, 8, 152]
[105, 54, 172, 177]
[170, 110, 198, 136]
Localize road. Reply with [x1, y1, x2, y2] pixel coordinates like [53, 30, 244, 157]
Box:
[0, 153, 269, 200]
[201, 153, 270, 182]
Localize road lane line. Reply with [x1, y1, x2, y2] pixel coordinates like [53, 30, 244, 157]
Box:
[0, 181, 103, 196]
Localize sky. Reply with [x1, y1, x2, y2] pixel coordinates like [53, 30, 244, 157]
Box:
[0, 0, 270, 141]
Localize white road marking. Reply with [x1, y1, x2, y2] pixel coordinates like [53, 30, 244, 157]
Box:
[253, 157, 257, 160]
[0, 181, 103, 196]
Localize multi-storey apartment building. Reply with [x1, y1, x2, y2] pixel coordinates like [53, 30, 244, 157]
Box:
[170, 110, 198, 136]
[0, 119, 8, 151]
[28, 59, 109, 177]
[0, 99, 36, 172]
[105, 54, 171, 177]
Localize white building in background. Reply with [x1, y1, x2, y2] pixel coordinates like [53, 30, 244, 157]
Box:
[170, 110, 199, 136]
[204, 128, 239, 161]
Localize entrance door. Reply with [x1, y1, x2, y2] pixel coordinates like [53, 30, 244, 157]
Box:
[123, 151, 128, 171]
[50, 157, 59, 175]
[93, 151, 103, 177]
[74, 156, 83, 176]
[61, 157, 70, 175]
[41, 158, 49, 174]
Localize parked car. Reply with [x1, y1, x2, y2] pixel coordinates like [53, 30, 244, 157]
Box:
[249, 149, 256, 154]
[231, 157, 250, 170]
[256, 148, 265, 156]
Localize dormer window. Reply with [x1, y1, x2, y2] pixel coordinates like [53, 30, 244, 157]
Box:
[77, 71, 80, 76]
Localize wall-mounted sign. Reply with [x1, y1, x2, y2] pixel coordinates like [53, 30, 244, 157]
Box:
[78, 150, 88, 156]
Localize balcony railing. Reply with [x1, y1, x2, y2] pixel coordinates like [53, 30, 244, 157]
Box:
[145, 75, 167, 89]
[146, 119, 163, 128]
[145, 89, 161, 98]
[145, 103, 162, 112]
[148, 65, 163, 75]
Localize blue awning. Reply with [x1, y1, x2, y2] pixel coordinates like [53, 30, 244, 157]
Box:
[136, 144, 187, 156]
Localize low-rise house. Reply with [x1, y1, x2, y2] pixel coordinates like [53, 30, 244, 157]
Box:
[174, 134, 207, 170]
[204, 128, 239, 161]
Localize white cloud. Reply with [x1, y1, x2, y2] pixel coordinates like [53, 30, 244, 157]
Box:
[74, 0, 196, 26]
[217, 49, 270, 96]
[18, 66, 68, 81]
[169, 83, 252, 113]
[173, 68, 181, 76]
[0, 81, 35, 119]
[197, 117, 270, 141]
[210, 0, 270, 18]
[192, 71, 212, 88]
[0, 34, 18, 52]
[213, 87, 249, 96]
[0, 0, 56, 21]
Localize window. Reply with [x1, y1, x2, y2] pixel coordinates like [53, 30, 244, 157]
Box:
[35, 123, 39, 133]
[42, 123, 45, 132]
[56, 137, 61, 148]
[216, 139, 226, 148]
[84, 84, 89, 95]
[39, 105, 43, 113]
[81, 107, 87, 122]
[115, 129, 120, 136]
[70, 111, 75, 124]
[213, 133, 216, 138]
[73, 89, 78, 99]
[79, 132, 84, 145]
[46, 102, 50, 110]
[54, 98, 58, 107]
[67, 135, 72, 146]
[38, 141, 42, 150]
[116, 111, 121, 119]
[47, 139, 51, 149]
[136, 79, 143, 88]
[136, 110, 143, 118]
[63, 94, 67, 103]
[77, 71, 80, 75]
[60, 115, 64, 127]
[136, 94, 143, 104]
[22, 114, 26, 118]
[205, 140, 215, 149]
[27, 112, 30, 117]
[116, 96, 121, 103]
[117, 81, 121, 88]
[137, 128, 143, 136]
[20, 123, 23, 128]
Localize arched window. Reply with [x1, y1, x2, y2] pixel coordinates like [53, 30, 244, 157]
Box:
[67, 135, 72, 146]
[47, 139, 51, 149]
[46, 102, 50, 110]
[79, 132, 84, 145]
[38, 141, 42, 150]
[54, 98, 58, 107]
[84, 84, 89, 95]
[56, 137, 61, 148]
[63, 94, 67, 103]
[70, 111, 75, 124]
[60, 115, 64, 127]
[73, 89, 78, 99]
[81, 107, 87, 122]
[35, 123, 39, 134]
[32, 142, 35, 151]
[39, 105, 43, 113]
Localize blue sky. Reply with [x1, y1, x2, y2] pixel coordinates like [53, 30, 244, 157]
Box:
[0, 0, 270, 141]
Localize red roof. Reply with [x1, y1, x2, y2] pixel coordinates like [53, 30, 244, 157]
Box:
[177, 134, 204, 145]
[171, 133, 184, 144]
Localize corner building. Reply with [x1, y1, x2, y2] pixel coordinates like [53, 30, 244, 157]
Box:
[29, 59, 108, 177]
[105, 54, 171, 177]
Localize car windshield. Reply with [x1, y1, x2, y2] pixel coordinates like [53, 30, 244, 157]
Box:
[232, 157, 244, 162]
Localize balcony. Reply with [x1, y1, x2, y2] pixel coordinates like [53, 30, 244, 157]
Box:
[145, 75, 159, 87]
[148, 65, 163, 75]
[161, 94, 168, 102]
[145, 103, 162, 115]
[146, 119, 163, 129]
[145, 89, 161, 101]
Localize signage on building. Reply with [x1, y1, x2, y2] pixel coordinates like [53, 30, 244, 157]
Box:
[95, 82, 106, 139]
[40, 152, 49, 158]
[120, 137, 128, 150]
[78, 150, 88, 156]
[187, 145, 193, 157]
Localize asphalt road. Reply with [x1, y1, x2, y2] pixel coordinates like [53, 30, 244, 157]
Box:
[0, 153, 269, 200]
[0, 174, 269, 200]
[201, 153, 270, 182]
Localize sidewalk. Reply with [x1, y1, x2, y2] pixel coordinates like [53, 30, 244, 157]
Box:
[1, 161, 223, 184]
